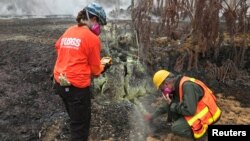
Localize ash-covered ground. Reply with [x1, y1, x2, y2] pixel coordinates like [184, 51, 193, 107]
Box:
[0, 18, 250, 141]
[0, 18, 151, 141]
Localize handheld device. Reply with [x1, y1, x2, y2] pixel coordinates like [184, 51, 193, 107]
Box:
[101, 57, 112, 65]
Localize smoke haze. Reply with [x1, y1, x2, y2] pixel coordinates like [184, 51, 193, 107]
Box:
[0, 0, 131, 18]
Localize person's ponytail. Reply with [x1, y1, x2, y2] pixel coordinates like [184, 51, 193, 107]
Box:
[76, 10, 87, 26]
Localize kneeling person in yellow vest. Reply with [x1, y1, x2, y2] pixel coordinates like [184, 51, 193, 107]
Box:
[146, 70, 221, 140]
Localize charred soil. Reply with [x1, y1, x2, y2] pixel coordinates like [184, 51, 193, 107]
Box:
[0, 18, 249, 141]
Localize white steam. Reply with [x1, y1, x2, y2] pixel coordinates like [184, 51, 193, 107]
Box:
[0, 0, 131, 19]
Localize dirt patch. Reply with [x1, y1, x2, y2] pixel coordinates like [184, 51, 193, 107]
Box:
[216, 87, 250, 124]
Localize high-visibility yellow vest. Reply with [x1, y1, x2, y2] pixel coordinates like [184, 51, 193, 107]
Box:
[179, 76, 222, 139]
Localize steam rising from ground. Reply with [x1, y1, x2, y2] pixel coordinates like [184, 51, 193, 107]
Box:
[0, 0, 131, 19]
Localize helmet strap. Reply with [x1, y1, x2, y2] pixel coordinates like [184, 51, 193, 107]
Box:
[85, 9, 92, 28]
[85, 9, 90, 21]
[85, 9, 101, 35]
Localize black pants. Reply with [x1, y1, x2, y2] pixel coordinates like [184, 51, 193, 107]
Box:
[56, 83, 91, 141]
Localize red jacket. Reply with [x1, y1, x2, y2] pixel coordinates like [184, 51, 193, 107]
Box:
[53, 25, 104, 88]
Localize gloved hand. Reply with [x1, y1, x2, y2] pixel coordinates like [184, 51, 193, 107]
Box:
[104, 63, 111, 72]
[162, 93, 172, 105]
[101, 57, 112, 74]
[101, 63, 111, 74]
[143, 113, 153, 122]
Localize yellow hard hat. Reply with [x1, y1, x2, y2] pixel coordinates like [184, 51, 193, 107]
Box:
[153, 70, 170, 89]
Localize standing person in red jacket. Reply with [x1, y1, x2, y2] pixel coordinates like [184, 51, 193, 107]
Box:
[53, 2, 109, 141]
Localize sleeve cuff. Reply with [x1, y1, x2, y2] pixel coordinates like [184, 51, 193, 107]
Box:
[169, 102, 176, 112]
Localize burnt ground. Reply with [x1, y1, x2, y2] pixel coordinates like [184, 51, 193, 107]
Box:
[0, 18, 67, 140]
[0, 18, 250, 141]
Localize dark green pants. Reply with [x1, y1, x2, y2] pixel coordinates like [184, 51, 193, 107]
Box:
[171, 117, 193, 138]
